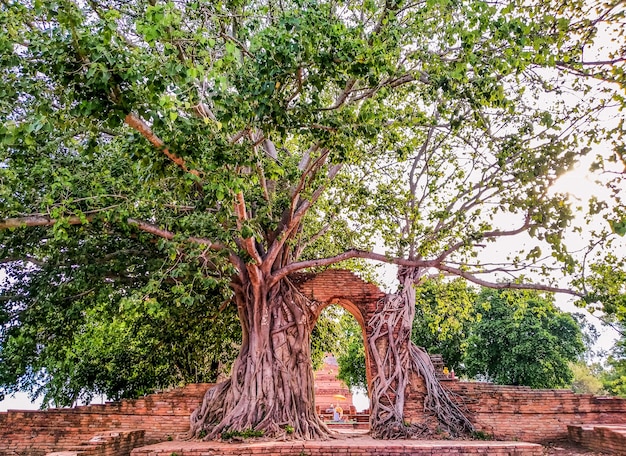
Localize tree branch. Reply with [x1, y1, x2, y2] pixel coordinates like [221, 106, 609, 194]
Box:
[265, 150, 334, 270]
[433, 213, 533, 264]
[0, 256, 46, 267]
[435, 263, 584, 298]
[272, 249, 586, 299]
[233, 192, 263, 265]
[271, 249, 433, 283]
[318, 78, 357, 111]
[126, 218, 225, 250]
[124, 113, 202, 177]
[0, 215, 93, 229]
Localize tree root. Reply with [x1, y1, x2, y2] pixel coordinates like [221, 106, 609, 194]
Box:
[186, 278, 332, 441]
[368, 267, 474, 439]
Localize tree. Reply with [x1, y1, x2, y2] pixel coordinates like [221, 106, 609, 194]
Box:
[336, 310, 367, 392]
[311, 305, 346, 371]
[569, 362, 606, 395]
[337, 280, 593, 389]
[1, 0, 625, 441]
[464, 289, 585, 388]
[603, 323, 626, 397]
[412, 278, 477, 375]
[0, 233, 242, 407]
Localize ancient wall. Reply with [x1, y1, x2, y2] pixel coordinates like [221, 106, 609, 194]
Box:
[0, 384, 210, 456]
[437, 381, 626, 443]
[3, 382, 626, 455]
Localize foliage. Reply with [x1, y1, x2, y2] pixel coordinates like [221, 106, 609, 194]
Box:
[470, 430, 493, 441]
[0, 228, 241, 406]
[603, 323, 626, 397]
[465, 289, 585, 388]
[310, 304, 367, 391]
[0, 0, 624, 435]
[311, 306, 345, 371]
[412, 278, 478, 375]
[337, 280, 594, 390]
[336, 310, 367, 391]
[221, 429, 265, 440]
[569, 362, 606, 395]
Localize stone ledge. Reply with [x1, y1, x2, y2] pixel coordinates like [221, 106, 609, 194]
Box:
[44, 429, 145, 456]
[568, 423, 626, 455]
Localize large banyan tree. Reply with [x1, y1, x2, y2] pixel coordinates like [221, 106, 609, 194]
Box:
[1, 0, 625, 441]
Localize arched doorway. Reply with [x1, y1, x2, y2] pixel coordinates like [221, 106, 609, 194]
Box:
[311, 302, 370, 430]
[293, 270, 387, 431]
[294, 269, 385, 384]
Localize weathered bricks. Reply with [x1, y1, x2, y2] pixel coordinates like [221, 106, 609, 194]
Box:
[432, 381, 626, 443]
[568, 424, 626, 455]
[129, 439, 544, 456]
[0, 384, 209, 456]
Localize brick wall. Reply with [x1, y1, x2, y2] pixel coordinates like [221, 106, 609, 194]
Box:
[3, 381, 626, 455]
[0, 384, 210, 456]
[431, 381, 626, 443]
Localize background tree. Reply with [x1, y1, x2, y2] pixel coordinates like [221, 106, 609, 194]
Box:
[464, 288, 585, 388]
[1, 0, 625, 440]
[336, 310, 367, 392]
[412, 278, 477, 375]
[603, 323, 626, 397]
[569, 362, 607, 395]
[0, 233, 241, 407]
[311, 305, 345, 371]
[336, 281, 594, 390]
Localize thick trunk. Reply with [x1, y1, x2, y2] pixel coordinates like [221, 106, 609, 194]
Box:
[188, 276, 330, 440]
[368, 267, 473, 439]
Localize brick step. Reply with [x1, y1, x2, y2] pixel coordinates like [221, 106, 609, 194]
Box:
[45, 429, 145, 456]
[568, 423, 626, 455]
[131, 438, 544, 456]
[324, 422, 369, 430]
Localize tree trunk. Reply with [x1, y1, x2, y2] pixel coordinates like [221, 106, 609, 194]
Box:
[188, 276, 331, 440]
[368, 267, 474, 439]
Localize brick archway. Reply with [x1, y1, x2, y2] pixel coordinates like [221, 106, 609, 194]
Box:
[293, 269, 387, 397]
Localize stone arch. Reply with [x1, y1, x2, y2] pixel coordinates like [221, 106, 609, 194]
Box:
[293, 269, 386, 399]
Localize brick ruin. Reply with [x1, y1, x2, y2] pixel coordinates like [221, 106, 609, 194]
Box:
[2, 270, 626, 456]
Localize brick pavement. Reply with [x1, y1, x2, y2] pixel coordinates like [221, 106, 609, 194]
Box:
[131, 435, 544, 456]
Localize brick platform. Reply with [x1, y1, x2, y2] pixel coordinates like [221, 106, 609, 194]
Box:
[568, 424, 626, 455]
[131, 437, 544, 456]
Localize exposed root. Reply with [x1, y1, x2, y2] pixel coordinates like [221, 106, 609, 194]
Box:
[409, 343, 474, 436]
[186, 277, 332, 441]
[368, 267, 474, 439]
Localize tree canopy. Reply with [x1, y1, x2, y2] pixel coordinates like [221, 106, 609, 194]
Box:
[412, 278, 478, 375]
[465, 288, 585, 388]
[1, 0, 625, 440]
